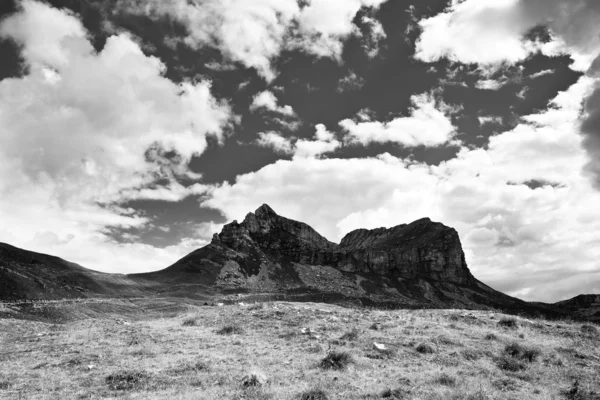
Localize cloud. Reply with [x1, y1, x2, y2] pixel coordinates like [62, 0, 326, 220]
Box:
[415, 0, 600, 190]
[529, 69, 554, 79]
[339, 93, 457, 147]
[204, 76, 600, 302]
[250, 90, 295, 116]
[115, 0, 387, 80]
[337, 71, 365, 93]
[0, 0, 233, 272]
[256, 124, 340, 159]
[478, 116, 504, 125]
[256, 131, 294, 154]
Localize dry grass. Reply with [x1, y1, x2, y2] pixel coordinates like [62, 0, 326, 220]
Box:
[0, 300, 598, 399]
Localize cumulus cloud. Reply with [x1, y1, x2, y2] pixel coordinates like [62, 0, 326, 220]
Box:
[256, 131, 294, 154]
[339, 93, 457, 147]
[250, 90, 295, 116]
[255, 124, 340, 159]
[204, 76, 600, 302]
[415, 0, 600, 191]
[115, 0, 387, 80]
[0, 0, 233, 272]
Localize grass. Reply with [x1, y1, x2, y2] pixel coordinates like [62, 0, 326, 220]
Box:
[319, 351, 353, 370]
[415, 342, 436, 354]
[498, 317, 518, 328]
[299, 388, 329, 399]
[105, 370, 149, 391]
[216, 324, 244, 335]
[0, 300, 598, 399]
[504, 342, 541, 362]
[182, 316, 198, 326]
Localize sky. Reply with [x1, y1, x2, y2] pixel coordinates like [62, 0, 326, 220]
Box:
[0, 0, 599, 303]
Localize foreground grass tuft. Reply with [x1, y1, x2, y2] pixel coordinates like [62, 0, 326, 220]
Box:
[320, 351, 353, 370]
[563, 380, 599, 400]
[435, 372, 457, 386]
[182, 316, 198, 326]
[105, 370, 148, 391]
[504, 342, 541, 362]
[415, 342, 436, 354]
[217, 324, 244, 335]
[581, 324, 598, 336]
[498, 317, 518, 329]
[339, 328, 360, 341]
[299, 388, 329, 400]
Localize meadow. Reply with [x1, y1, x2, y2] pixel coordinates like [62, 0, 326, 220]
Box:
[0, 300, 598, 399]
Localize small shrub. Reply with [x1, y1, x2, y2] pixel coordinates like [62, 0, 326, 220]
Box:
[319, 351, 353, 370]
[581, 325, 598, 336]
[169, 360, 210, 374]
[369, 323, 382, 330]
[340, 328, 359, 341]
[504, 342, 541, 362]
[0, 381, 10, 390]
[415, 342, 436, 354]
[232, 387, 273, 400]
[496, 355, 526, 372]
[217, 325, 244, 335]
[498, 317, 518, 329]
[435, 373, 457, 386]
[105, 370, 148, 391]
[182, 317, 198, 327]
[381, 387, 410, 399]
[485, 333, 498, 340]
[461, 348, 482, 361]
[492, 378, 519, 392]
[242, 372, 268, 387]
[299, 388, 329, 400]
[436, 335, 455, 345]
[248, 303, 264, 311]
[563, 380, 600, 400]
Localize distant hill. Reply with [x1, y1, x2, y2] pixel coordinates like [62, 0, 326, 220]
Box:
[554, 294, 600, 322]
[0, 242, 148, 301]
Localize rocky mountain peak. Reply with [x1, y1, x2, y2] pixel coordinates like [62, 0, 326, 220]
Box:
[210, 206, 475, 285]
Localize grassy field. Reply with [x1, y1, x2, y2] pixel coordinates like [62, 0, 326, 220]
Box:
[0, 300, 599, 399]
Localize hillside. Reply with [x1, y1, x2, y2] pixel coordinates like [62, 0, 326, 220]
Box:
[0, 301, 598, 399]
[135, 205, 556, 317]
[0, 242, 149, 301]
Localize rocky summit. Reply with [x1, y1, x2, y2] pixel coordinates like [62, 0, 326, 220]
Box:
[139, 204, 533, 311]
[216, 204, 474, 285]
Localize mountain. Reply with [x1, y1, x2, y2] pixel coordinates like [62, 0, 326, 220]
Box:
[135, 204, 550, 314]
[0, 242, 147, 301]
[554, 294, 600, 322]
[3, 204, 595, 320]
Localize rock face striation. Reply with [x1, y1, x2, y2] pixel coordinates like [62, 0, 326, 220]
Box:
[213, 204, 475, 285]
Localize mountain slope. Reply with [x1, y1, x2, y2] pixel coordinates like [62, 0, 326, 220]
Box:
[0, 242, 147, 301]
[136, 204, 549, 314]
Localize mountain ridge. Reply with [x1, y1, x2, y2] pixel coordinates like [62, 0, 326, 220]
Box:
[1, 204, 598, 321]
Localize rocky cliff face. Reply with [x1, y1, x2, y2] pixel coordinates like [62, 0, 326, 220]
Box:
[213, 204, 474, 285]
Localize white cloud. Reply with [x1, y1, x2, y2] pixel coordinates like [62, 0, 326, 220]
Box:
[529, 69, 554, 79]
[250, 90, 295, 116]
[116, 0, 387, 80]
[414, 0, 600, 72]
[339, 93, 456, 147]
[478, 115, 504, 125]
[255, 124, 340, 159]
[0, 0, 233, 273]
[256, 131, 294, 154]
[204, 76, 600, 302]
[475, 79, 508, 90]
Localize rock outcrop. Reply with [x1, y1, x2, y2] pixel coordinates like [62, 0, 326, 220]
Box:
[212, 204, 474, 285]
